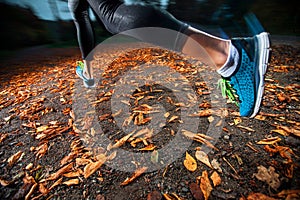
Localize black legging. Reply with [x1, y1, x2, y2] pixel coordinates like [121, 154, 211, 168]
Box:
[68, 0, 189, 59]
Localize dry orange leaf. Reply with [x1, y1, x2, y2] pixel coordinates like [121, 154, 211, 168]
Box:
[63, 170, 81, 178]
[107, 131, 134, 150]
[120, 166, 148, 186]
[254, 165, 280, 190]
[0, 178, 11, 186]
[195, 150, 212, 169]
[63, 179, 79, 186]
[271, 129, 289, 136]
[257, 137, 281, 145]
[38, 183, 49, 195]
[163, 193, 183, 200]
[139, 144, 156, 151]
[199, 170, 213, 200]
[210, 171, 221, 187]
[84, 156, 107, 179]
[7, 151, 23, 166]
[246, 193, 276, 200]
[47, 163, 73, 181]
[49, 177, 63, 190]
[183, 152, 197, 172]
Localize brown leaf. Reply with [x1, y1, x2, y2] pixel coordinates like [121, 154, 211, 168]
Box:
[120, 167, 148, 186]
[246, 193, 276, 200]
[210, 171, 221, 187]
[63, 170, 81, 178]
[195, 150, 212, 169]
[63, 179, 80, 186]
[257, 137, 281, 145]
[47, 163, 73, 181]
[0, 177, 11, 186]
[84, 156, 107, 179]
[183, 152, 197, 172]
[254, 165, 280, 190]
[38, 183, 49, 195]
[7, 150, 23, 166]
[35, 143, 48, 159]
[139, 144, 156, 151]
[49, 177, 63, 190]
[189, 182, 204, 200]
[107, 131, 134, 151]
[199, 170, 212, 200]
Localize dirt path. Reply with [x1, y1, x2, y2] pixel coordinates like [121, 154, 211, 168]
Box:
[0, 41, 299, 200]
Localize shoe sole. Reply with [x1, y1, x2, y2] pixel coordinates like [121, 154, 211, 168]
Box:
[250, 32, 270, 118]
[76, 67, 96, 88]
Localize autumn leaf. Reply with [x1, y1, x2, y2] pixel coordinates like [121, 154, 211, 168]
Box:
[84, 156, 107, 179]
[189, 182, 204, 200]
[254, 165, 280, 190]
[246, 193, 276, 200]
[107, 131, 134, 150]
[47, 163, 73, 181]
[120, 167, 148, 186]
[199, 170, 212, 200]
[195, 150, 212, 169]
[63, 179, 80, 186]
[210, 171, 221, 187]
[183, 152, 197, 172]
[7, 151, 24, 166]
[257, 137, 281, 145]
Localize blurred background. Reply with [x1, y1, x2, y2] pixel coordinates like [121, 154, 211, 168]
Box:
[0, 0, 299, 53]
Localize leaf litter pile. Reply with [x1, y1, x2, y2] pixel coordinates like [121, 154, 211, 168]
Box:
[0, 44, 299, 200]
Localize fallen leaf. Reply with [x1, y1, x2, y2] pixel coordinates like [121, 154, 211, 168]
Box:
[246, 193, 276, 200]
[211, 159, 222, 173]
[236, 125, 255, 132]
[63, 170, 81, 178]
[199, 170, 212, 200]
[139, 144, 156, 151]
[162, 193, 183, 200]
[84, 157, 107, 179]
[189, 182, 204, 200]
[254, 165, 280, 190]
[210, 171, 221, 187]
[7, 150, 24, 166]
[120, 166, 148, 186]
[257, 137, 281, 145]
[63, 179, 79, 186]
[38, 183, 49, 195]
[195, 150, 212, 169]
[271, 129, 289, 136]
[0, 178, 11, 186]
[183, 152, 197, 172]
[107, 131, 134, 150]
[151, 150, 159, 164]
[47, 163, 73, 181]
[49, 177, 63, 190]
[275, 189, 300, 199]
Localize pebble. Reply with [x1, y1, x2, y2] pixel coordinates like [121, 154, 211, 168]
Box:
[224, 135, 230, 140]
[181, 187, 189, 192]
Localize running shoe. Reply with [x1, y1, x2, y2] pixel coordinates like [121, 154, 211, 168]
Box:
[76, 61, 96, 88]
[228, 32, 270, 117]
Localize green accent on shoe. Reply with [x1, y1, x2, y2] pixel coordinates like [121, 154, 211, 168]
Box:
[218, 78, 239, 106]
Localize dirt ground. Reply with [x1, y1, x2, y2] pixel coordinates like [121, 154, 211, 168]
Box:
[0, 39, 299, 200]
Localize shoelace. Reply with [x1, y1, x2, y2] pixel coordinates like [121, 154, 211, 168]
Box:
[76, 60, 84, 69]
[218, 78, 239, 106]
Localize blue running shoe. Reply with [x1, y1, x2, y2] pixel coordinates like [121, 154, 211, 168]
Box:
[76, 61, 96, 88]
[228, 32, 270, 117]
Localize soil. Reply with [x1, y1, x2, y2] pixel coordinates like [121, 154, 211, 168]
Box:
[0, 40, 299, 200]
